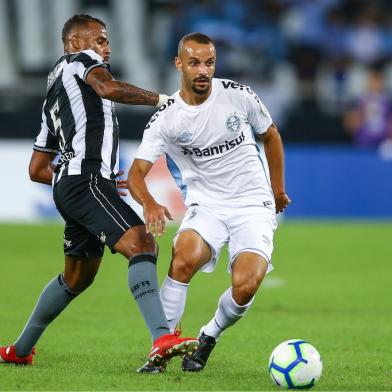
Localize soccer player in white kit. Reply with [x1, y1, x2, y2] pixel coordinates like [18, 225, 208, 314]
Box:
[128, 32, 291, 372]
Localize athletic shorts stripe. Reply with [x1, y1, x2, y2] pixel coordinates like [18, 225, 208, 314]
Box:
[88, 174, 129, 231]
[91, 175, 133, 228]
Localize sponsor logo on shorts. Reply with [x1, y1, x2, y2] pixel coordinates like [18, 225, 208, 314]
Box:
[99, 232, 106, 243]
[64, 237, 72, 248]
[189, 208, 197, 219]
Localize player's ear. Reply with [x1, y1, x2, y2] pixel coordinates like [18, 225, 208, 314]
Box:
[69, 33, 83, 52]
[175, 56, 182, 72]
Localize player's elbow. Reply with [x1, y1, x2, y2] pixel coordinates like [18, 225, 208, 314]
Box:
[127, 176, 135, 197]
[263, 124, 281, 145]
[29, 160, 47, 183]
[127, 166, 138, 194]
[94, 80, 115, 99]
[29, 164, 41, 182]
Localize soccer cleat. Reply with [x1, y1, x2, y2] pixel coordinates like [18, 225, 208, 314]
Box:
[182, 331, 216, 372]
[0, 345, 35, 365]
[148, 331, 198, 366]
[137, 360, 167, 374]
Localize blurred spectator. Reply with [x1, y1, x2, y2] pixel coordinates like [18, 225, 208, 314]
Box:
[345, 5, 386, 64]
[3, 0, 392, 144]
[343, 64, 392, 146]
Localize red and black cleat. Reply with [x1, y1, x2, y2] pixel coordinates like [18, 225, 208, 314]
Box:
[0, 345, 35, 365]
[148, 330, 198, 366]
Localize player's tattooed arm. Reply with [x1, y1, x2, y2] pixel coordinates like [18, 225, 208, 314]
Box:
[29, 150, 56, 185]
[86, 67, 160, 106]
[257, 124, 291, 213]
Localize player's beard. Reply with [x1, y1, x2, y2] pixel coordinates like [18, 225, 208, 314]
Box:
[192, 77, 210, 95]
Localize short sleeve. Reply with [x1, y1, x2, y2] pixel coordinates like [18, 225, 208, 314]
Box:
[70, 49, 108, 82]
[33, 101, 60, 154]
[135, 111, 167, 163]
[246, 88, 273, 135]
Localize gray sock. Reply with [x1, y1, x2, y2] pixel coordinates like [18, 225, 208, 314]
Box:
[128, 254, 170, 342]
[14, 274, 79, 357]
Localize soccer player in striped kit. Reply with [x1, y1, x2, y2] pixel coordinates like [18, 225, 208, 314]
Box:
[0, 14, 197, 370]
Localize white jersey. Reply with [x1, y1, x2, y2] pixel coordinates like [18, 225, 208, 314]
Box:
[136, 78, 275, 209]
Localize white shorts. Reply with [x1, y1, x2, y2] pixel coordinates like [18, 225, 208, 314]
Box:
[175, 204, 278, 274]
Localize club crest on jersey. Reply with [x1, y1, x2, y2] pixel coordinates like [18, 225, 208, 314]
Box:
[226, 114, 241, 134]
[176, 130, 193, 144]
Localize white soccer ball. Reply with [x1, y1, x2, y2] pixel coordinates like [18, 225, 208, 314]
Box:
[268, 339, 323, 389]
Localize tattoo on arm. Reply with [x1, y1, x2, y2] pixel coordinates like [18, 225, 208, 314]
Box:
[108, 81, 159, 106]
[86, 67, 159, 106]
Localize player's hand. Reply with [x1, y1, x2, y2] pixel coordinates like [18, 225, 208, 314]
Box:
[274, 192, 291, 214]
[115, 170, 128, 196]
[143, 199, 173, 237]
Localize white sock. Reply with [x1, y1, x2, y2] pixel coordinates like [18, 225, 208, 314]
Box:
[204, 287, 254, 339]
[160, 276, 189, 331]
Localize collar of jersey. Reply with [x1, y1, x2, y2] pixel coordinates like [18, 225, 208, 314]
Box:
[175, 79, 217, 112]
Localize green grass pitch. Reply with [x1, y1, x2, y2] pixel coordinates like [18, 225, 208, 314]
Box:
[0, 222, 391, 391]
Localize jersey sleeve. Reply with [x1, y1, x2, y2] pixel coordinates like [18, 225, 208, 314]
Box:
[33, 101, 60, 154]
[70, 49, 108, 82]
[246, 89, 273, 135]
[135, 112, 167, 163]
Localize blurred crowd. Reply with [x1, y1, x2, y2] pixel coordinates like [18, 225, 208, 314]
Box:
[161, 0, 392, 146]
[1, 0, 392, 146]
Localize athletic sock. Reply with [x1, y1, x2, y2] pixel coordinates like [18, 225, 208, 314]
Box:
[160, 275, 189, 331]
[128, 254, 170, 342]
[14, 274, 79, 357]
[204, 287, 254, 339]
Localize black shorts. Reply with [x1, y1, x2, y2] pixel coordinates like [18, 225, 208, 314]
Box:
[53, 174, 144, 259]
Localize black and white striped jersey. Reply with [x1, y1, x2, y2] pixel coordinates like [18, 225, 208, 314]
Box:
[34, 49, 120, 184]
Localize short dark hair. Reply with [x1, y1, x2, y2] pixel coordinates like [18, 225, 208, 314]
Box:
[62, 14, 106, 43]
[178, 32, 214, 56]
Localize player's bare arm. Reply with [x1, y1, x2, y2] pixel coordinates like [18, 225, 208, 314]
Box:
[258, 124, 291, 213]
[128, 159, 172, 236]
[29, 150, 56, 185]
[86, 67, 161, 106]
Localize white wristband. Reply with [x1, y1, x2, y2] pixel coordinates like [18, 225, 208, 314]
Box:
[156, 94, 169, 107]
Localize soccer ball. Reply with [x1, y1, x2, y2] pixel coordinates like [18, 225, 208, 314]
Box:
[268, 339, 323, 389]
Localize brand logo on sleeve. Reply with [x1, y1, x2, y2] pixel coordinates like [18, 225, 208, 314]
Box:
[145, 98, 175, 130]
[221, 80, 261, 104]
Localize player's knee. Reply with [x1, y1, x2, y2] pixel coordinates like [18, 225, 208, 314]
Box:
[115, 228, 157, 259]
[232, 275, 262, 304]
[64, 272, 96, 292]
[169, 254, 198, 283]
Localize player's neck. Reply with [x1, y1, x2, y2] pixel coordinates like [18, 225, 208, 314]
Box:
[179, 88, 212, 106]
